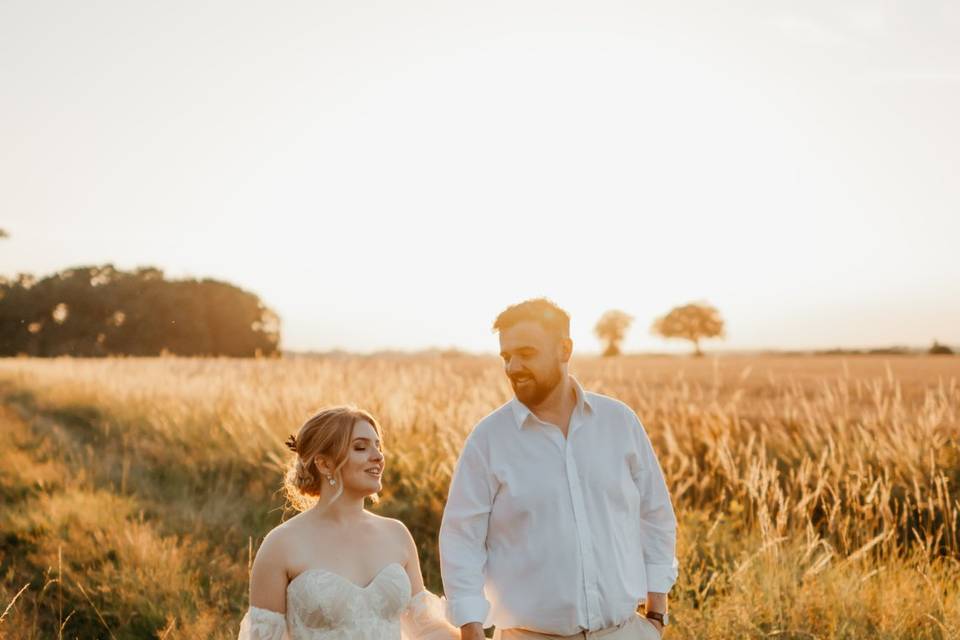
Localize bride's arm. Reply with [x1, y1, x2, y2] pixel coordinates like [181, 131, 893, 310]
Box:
[237, 607, 286, 640]
[238, 530, 290, 640]
[398, 523, 459, 640]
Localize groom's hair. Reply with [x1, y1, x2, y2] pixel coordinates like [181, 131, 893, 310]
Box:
[493, 298, 570, 340]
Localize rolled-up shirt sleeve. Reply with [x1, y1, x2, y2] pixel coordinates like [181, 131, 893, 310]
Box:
[624, 405, 679, 593]
[439, 439, 496, 627]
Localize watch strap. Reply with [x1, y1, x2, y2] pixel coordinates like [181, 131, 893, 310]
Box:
[645, 610, 668, 626]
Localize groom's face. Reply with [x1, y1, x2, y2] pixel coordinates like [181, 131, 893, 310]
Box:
[499, 320, 569, 406]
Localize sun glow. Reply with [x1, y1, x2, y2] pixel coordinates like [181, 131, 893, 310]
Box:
[2, 1, 958, 352]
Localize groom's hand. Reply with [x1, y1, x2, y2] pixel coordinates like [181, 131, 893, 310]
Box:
[460, 622, 486, 640]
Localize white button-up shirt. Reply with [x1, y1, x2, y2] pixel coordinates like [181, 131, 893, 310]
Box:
[439, 377, 678, 635]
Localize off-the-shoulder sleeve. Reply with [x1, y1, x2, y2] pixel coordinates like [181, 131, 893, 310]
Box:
[401, 590, 460, 640]
[237, 606, 288, 640]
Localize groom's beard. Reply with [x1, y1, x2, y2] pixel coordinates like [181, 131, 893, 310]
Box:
[510, 364, 563, 407]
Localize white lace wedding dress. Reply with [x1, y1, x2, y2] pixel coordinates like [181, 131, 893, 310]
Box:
[236, 563, 458, 640]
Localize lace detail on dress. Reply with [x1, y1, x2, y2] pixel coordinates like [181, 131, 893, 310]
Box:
[238, 562, 453, 640]
[285, 563, 410, 638]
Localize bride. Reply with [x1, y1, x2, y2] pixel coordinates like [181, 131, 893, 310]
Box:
[238, 406, 459, 640]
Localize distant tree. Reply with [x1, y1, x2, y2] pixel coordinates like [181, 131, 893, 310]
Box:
[0, 264, 280, 357]
[594, 309, 634, 357]
[651, 301, 725, 357]
[929, 340, 954, 355]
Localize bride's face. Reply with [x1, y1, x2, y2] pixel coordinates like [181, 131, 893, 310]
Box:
[338, 419, 384, 496]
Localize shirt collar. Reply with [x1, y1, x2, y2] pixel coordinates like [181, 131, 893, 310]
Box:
[509, 375, 593, 429]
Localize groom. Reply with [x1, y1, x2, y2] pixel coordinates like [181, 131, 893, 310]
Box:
[439, 298, 678, 639]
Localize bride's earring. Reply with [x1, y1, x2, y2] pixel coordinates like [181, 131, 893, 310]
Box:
[327, 474, 336, 486]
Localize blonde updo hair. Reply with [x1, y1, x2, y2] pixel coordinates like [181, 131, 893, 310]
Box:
[283, 405, 383, 512]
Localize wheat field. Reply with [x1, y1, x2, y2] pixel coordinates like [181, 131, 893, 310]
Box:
[0, 355, 958, 639]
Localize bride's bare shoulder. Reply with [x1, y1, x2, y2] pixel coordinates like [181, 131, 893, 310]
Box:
[258, 512, 314, 551]
[365, 511, 413, 545]
[364, 512, 424, 590]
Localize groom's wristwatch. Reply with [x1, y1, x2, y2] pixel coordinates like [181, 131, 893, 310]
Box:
[645, 610, 669, 627]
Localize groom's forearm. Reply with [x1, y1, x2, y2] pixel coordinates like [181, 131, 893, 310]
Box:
[645, 591, 667, 614]
[644, 592, 668, 633]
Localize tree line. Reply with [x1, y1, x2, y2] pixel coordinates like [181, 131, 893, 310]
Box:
[594, 304, 954, 356]
[0, 265, 280, 357]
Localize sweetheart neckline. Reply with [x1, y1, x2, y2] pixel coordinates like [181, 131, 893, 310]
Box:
[287, 561, 406, 591]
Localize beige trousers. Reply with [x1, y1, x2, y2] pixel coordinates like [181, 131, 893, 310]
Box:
[494, 613, 661, 640]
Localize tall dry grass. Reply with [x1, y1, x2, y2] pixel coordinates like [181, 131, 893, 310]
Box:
[0, 354, 958, 638]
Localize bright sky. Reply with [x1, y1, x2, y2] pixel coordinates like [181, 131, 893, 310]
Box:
[2, 1, 959, 354]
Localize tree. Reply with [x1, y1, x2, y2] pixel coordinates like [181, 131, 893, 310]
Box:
[594, 309, 633, 357]
[0, 264, 280, 357]
[651, 301, 725, 357]
[929, 340, 954, 355]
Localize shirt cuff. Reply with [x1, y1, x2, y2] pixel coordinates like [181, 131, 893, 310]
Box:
[445, 595, 491, 628]
[645, 559, 679, 593]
